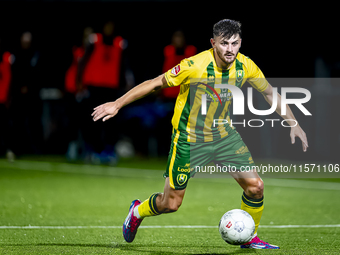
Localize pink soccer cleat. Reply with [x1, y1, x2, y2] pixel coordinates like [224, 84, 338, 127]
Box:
[240, 235, 280, 249]
[123, 199, 143, 243]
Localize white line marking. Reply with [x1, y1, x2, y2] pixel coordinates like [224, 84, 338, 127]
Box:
[259, 224, 340, 228]
[1, 224, 340, 229]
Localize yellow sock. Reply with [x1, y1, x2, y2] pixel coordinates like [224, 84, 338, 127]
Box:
[137, 193, 161, 218]
[241, 192, 264, 235]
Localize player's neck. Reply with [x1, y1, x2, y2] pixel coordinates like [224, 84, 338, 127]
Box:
[213, 50, 233, 70]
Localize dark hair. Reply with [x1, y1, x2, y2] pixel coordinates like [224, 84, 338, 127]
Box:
[213, 19, 242, 39]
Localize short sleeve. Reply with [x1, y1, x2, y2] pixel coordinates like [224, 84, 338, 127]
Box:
[164, 59, 193, 87]
[245, 58, 269, 92]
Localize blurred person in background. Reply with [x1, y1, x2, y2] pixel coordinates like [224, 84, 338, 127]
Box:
[65, 27, 93, 95]
[9, 31, 43, 156]
[77, 21, 134, 164]
[64, 27, 93, 161]
[0, 38, 15, 161]
[162, 30, 197, 99]
[157, 30, 197, 155]
[116, 31, 197, 158]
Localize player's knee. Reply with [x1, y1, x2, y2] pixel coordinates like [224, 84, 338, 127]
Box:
[167, 199, 182, 212]
[167, 200, 182, 212]
[245, 178, 264, 199]
[158, 194, 183, 213]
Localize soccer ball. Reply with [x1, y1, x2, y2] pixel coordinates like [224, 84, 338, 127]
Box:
[218, 209, 255, 245]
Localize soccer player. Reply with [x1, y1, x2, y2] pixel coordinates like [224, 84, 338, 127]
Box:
[92, 19, 308, 249]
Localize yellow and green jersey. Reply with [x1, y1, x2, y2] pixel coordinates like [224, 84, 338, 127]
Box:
[164, 48, 268, 143]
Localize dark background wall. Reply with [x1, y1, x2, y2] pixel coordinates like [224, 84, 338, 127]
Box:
[0, 1, 339, 161]
[2, 1, 337, 83]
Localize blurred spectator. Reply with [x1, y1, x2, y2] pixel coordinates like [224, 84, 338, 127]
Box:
[9, 31, 43, 155]
[121, 31, 197, 157]
[76, 21, 134, 164]
[162, 30, 197, 99]
[0, 38, 15, 161]
[64, 27, 93, 161]
[155, 30, 197, 155]
[65, 27, 93, 95]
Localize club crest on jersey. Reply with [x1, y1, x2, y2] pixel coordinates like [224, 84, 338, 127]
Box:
[171, 65, 181, 76]
[177, 173, 188, 186]
[236, 70, 244, 82]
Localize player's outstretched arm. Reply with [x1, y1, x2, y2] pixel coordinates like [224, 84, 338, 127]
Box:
[261, 84, 309, 152]
[92, 74, 168, 122]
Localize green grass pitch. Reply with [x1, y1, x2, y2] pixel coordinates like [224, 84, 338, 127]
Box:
[1, 158, 340, 254]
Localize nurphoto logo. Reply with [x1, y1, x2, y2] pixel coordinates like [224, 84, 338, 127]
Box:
[200, 84, 312, 128]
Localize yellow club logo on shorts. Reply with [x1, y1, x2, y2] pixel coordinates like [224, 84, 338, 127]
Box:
[177, 174, 188, 186]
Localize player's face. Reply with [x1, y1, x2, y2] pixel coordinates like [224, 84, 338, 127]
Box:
[211, 34, 241, 68]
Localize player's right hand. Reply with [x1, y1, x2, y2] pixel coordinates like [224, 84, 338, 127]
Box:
[91, 101, 120, 122]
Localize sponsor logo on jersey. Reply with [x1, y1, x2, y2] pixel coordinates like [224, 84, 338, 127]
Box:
[171, 65, 181, 76]
[207, 90, 232, 102]
[197, 82, 223, 106]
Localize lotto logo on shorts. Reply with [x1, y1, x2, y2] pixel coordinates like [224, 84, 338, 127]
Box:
[177, 163, 190, 173]
[171, 65, 181, 76]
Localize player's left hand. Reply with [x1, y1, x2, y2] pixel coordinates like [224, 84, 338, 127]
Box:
[92, 101, 121, 122]
[290, 125, 308, 152]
